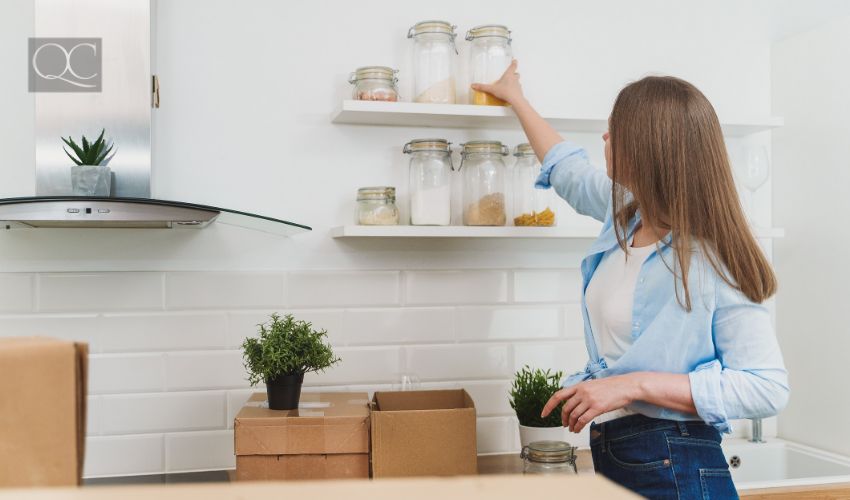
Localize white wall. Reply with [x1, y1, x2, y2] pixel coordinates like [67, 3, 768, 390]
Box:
[772, 16, 850, 456]
[0, 0, 780, 477]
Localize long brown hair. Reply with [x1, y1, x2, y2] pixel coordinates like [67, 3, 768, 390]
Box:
[609, 76, 776, 310]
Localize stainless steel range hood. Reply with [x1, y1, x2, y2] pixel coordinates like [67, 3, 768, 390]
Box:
[0, 197, 310, 236]
[11, 0, 310, 236]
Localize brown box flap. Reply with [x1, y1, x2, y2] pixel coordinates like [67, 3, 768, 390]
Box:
[0, 337, 87, 487]
[234, 392, 370, 456]
[236, 454, 369, 481]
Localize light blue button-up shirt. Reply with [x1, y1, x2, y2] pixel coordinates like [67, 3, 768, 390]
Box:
[536, 141, 789, 434]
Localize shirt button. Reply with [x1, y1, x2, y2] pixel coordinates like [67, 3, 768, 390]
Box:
[640, 278, 645, 283]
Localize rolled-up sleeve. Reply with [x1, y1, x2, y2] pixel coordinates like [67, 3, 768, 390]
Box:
[535, 141, 612, 222]
[689, 291, 790, 434]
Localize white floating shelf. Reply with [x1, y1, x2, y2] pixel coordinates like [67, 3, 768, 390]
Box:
[331, 100, 784, 137]
[331, 225, 784, 239]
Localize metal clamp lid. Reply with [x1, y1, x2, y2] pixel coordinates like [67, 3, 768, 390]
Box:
[408, 20, 459, 54]
[513, 143, 535, 157]
[465, 24, 512, 42]
[520, 440, 577, 464]
[348, 66, 399, 85]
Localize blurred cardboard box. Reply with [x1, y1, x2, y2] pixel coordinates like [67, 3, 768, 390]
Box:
[234, 392, 370, 481]
[371, 389, 477, 478]
[0, 337, 88, 487]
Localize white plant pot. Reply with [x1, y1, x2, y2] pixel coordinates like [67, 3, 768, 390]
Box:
[518, 424, 570, 447]
[71, 165, 111, 197]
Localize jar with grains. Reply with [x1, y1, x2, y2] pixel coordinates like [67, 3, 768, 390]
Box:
[512, 143, 556, 226]
[357, 187, 399, 225]
[465, 25, 512, 106]
[404, 139, 453, 226]
[460, 141, 508, 226]
[520, 440, 578, 475]
[349, 66, 399, 102]
[407, 20, 457, 104]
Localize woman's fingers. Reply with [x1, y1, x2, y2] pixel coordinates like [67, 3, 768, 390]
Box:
[470, 82, 494, 93]
[541, 386, 576, 417]
[572, 406, 600, 434]
[560, 391, 583, 426]
[567, 402, 590, 432]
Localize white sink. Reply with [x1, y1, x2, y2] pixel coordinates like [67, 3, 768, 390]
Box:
[723, 438, 850, 491]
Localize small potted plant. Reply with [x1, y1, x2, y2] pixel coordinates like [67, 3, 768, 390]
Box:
[241, 313, 340, 410]
[62, 129, 114, 197]
[510, 365, 570, 446]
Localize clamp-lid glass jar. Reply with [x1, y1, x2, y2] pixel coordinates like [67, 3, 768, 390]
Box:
[520, 440, 578, 475]
[466, 25, 512, 106]
[408, 20, 457, 104]
[404, 139, 453, 226]
[512, 143, 555, 226]
[357, 186, 399, 225]
[460, 141, 508, 226]
[349, 66, 399, 102]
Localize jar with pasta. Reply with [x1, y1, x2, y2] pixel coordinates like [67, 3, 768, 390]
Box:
[348, 66, 399, 102]
[408, 20, 457, 104]
[466, 25, 512, 106]
[512, 143, 556, 226]
[460, 141, 508, 226]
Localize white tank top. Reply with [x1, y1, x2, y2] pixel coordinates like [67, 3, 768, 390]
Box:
[585, 240, 656, 423]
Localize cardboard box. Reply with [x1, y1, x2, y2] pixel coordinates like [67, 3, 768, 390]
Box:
[0, 337, 88, 487]
[371, 389, 477, 478]
[234, 392, 370, 481]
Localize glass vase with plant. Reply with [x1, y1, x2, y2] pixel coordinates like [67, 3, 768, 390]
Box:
[241, 313, 340, 410]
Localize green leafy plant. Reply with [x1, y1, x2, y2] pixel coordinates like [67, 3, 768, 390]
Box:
[509, 365, 565, 427]
[241, 313, 340, 386]
[62, 129, 113, 166]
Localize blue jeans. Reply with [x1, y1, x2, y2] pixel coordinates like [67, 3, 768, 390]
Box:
[590, 414, 738, 500]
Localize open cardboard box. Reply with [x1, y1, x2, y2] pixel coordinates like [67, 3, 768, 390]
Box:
[0, 337, 88, 487]
[370, 389, 477, 478]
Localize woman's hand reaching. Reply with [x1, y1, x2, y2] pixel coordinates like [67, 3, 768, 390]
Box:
[471, 59, 525, 106]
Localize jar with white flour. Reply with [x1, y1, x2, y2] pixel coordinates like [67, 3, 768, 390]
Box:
[403, 139, 453, 225]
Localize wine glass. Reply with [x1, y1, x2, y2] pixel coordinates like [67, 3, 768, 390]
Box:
[735, 146, 770, 226]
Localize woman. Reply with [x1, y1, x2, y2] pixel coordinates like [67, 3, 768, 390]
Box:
[472, 63, 789, 499]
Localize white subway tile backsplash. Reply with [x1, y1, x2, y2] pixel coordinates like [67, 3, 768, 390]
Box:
[461, 380, 513, 416]
[100, 313, 228, 352]
[0, 274, 33, 312]
[87, 396, 101, 436]
[89, 354, 165, 394]
[405, 271, 508, 305]
[165, 350, 247, 390]
[457, 306, 560, 341]
[513, 340, 588, 375]
[227, 309, 344, 348]
[38, 273, 163, 312]
[100, 392, 226, 435]
[166, 430, 235, 472]
[305, 347, 401, 386]
[405, 344, 510, 381]
[513, 269, 582, 303]
[338, 307, 455, 345]
[477, 417, 515, 454]
[165, 272, 285, 310]
[226, 389, 256, 429]
[285, 271, 400, 307]
[84, 434, 164, 477]
[0, 314, 101, 348]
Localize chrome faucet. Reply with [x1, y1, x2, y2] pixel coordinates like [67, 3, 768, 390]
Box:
[749, 418, 765, 443]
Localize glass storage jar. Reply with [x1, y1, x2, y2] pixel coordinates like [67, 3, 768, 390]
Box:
[357, 186, 399, 225]
[512, 143, 556, 226]
[349, 66, 399, 101]
[465, 25, 512, 106]
[404, 139, 453, 226]
[460, 141, 508, 226]
[520, 440, 578, 475]
[407, 20, 457, 104]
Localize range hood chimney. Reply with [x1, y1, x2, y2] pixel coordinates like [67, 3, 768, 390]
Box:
[2, 0, 310, 236]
